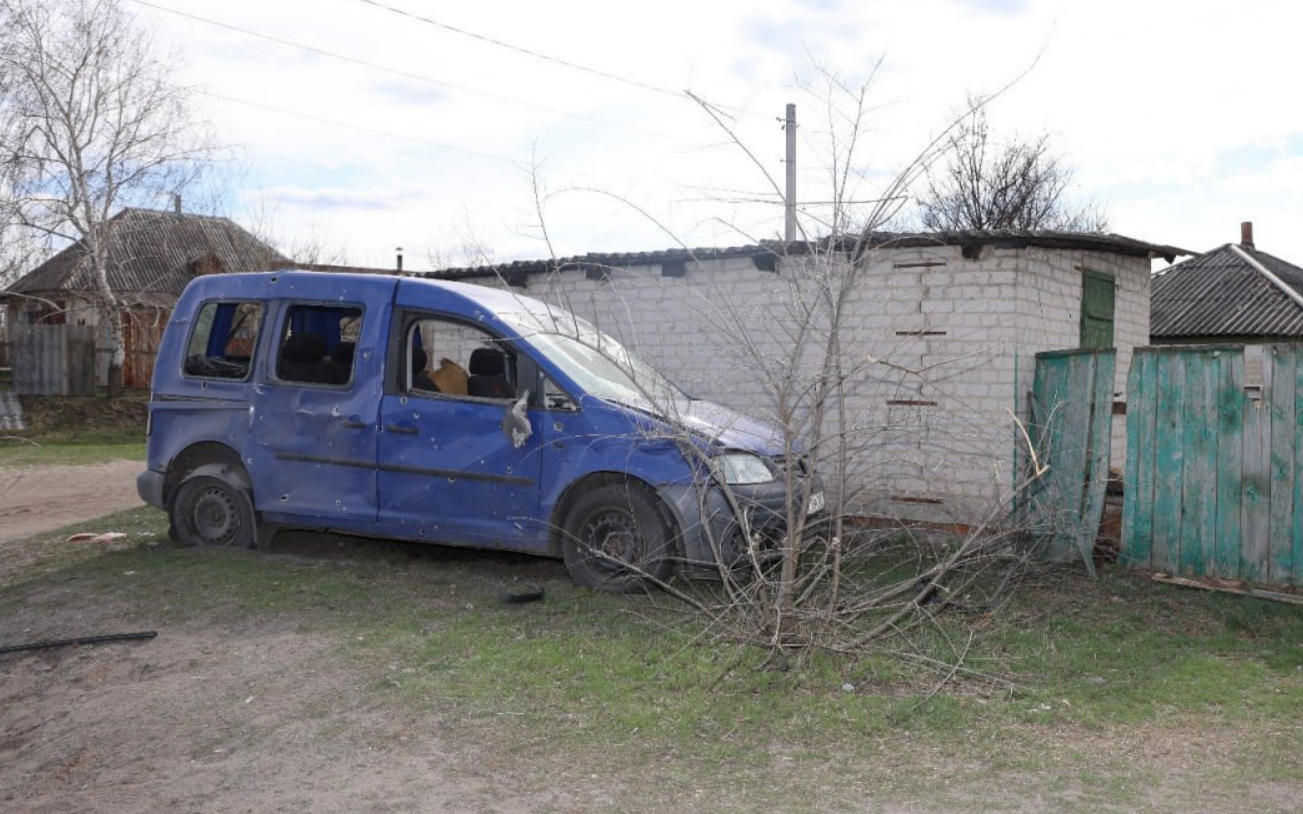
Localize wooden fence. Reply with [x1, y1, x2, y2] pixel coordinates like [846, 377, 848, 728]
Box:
[1122, 344, 1303, 587]
[10, 324, 96, 395]
[1017, 349, 1115, 572]
[120, 307, 168, 389]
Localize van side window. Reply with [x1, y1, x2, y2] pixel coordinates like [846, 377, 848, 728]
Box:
[406, 317, 514, 400]
[183, 301, 263, 380]
[276, 304, 364, 386]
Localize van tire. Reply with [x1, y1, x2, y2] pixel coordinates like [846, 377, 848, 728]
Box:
[171, 473, 257, 549]
[560, 482, 674, 593]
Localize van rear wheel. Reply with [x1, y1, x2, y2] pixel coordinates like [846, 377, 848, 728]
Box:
[171, 473, 256, 549]
[561, 482, 675, 593]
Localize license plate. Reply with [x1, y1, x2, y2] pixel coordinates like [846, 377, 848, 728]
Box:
[806, 491, 825, 516]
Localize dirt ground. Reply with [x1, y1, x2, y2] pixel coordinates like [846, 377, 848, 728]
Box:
[0, 460, 144, 545]
[1, 620, 566, 814]
[0, 463, 582, 814]
[2, 464, 1301, 813]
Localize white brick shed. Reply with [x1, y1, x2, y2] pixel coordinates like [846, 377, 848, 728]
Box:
[433, 233, 1185, 526]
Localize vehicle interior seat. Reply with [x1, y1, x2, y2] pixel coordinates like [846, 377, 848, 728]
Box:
[277, 333, 336, 384]
[467, 347, 512, 398]
[331, 341, 356, 384]
[411, 346, 439, 392]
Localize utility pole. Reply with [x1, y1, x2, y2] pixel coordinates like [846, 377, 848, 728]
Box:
[784, 103, 797, 243]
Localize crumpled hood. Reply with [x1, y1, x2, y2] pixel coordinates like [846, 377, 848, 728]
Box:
[613, 395, 791, 456]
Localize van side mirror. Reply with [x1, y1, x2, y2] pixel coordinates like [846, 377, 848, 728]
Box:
[501, 391, 533, 448]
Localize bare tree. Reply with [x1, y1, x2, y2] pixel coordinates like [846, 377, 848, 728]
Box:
[507, 74, 1070, 685]
[0, 0, 215, 394]
[916, 100, 1106, 232]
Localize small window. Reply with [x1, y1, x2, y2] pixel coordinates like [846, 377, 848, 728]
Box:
[183, 301, 263, 380]
[543, 375, 577, 411]
[276, 304, 363, 386]
[22, 300, 66, 325]
[405, 316, 514, 400]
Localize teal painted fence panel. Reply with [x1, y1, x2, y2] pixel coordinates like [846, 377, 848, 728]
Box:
[1123, 343, 1303, 587]
[1214, 351, 1244, 578]
[1267, 346, 1297, 582]
[1152, 352, 1185, 574]
[1179, 354, 1217, 577]
[1293, 350, 1303, 586]
[1022, 349, 1115, 572]
[1121, 351, 1153, 568]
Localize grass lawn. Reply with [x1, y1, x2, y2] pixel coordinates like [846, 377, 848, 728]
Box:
[0, 392, 146, 465]
[3, 391, 1301, 810]
[4, 506, 1302, 813]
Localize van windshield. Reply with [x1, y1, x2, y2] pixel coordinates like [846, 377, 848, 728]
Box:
[503, 311, 685, 404]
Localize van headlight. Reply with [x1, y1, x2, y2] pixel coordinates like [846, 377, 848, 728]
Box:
[718, 452, 775, 485]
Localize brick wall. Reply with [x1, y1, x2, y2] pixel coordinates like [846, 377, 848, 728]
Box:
[466, 243, 1149, 524]
[1010, 247, 1150, 470]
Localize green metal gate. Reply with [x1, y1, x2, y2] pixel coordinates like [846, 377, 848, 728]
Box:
[1122, 344, 1303, 587]
[1019, 349, 1116, 572]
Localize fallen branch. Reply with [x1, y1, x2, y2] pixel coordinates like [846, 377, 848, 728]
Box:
[0, 631, 158, 657]
[1151, 573, 1303, 606]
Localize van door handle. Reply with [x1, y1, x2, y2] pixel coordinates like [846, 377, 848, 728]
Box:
[384, 423, 418, 435]
[342, 417, 367, 429]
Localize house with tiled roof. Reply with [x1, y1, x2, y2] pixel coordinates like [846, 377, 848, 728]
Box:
[2, 207, 289, 388]
[1151, 222, 1303, 343]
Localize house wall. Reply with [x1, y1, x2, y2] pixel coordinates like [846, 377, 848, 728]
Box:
[465, 243, 1149, 524]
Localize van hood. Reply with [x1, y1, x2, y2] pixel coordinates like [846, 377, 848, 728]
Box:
[613, 396, 790, 456]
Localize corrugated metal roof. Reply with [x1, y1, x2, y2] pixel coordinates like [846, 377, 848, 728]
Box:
[1151, 244, 1303, 338]
[426, 231, 1189, 280]
[3, 208, 290, 304]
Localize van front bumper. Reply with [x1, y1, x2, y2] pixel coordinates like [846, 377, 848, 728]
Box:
[658, 474, 824, 578]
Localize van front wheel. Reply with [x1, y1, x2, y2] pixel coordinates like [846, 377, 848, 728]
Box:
[171, 474, 256, 549]
[561, 482, 675, 592]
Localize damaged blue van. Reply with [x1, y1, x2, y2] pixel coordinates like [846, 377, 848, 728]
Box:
[137, 271, 822, 591]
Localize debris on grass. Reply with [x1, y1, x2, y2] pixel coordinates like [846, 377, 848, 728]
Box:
[1151, 572, 1303, 606]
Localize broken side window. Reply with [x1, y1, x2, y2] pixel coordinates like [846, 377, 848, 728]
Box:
[183, 301, 264, 380]
[405, 316, 514, 400]
[276, 304, 364, 386]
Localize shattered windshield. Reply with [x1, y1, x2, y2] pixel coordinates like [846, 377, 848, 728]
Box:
[502, 310, 685, 404]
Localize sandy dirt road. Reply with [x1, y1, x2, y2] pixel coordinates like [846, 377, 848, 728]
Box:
[0, 460, 145, 544]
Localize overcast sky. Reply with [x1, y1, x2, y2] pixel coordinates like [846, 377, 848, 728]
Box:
[130, 0, 1302, 271]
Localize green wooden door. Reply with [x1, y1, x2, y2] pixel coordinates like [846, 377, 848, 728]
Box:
[1081, 271, 1115, 349]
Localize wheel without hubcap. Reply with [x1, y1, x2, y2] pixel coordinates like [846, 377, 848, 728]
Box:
[171, 474, 256, 548]
[561, 482, 675, 592]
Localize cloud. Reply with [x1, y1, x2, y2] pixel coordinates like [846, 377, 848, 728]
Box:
[136, 0, 1303, 268]
[259, 186, 428, 212]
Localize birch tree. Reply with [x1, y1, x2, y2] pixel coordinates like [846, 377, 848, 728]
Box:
[0, 0, 214, 394]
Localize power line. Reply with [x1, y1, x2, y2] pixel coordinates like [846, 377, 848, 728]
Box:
[199, 89, 529, 168]
[198, 90, 645, 187]
[354, 0, 684, 98]
[129, 0, 682, 142]
[352, 0, 766, 122]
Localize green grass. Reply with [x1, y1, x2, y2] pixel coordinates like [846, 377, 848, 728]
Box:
[0, 391, 146, 464]
[4, 510, 1303, 812]
[0, 439, 144, 466]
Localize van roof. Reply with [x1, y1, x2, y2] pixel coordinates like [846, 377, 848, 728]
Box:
[202, 269, 563, 322]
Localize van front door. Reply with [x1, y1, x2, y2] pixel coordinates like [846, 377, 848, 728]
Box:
[376, 314, 546, 549]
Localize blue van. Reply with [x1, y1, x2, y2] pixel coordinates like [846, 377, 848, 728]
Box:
[137, 271, 822, 591]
